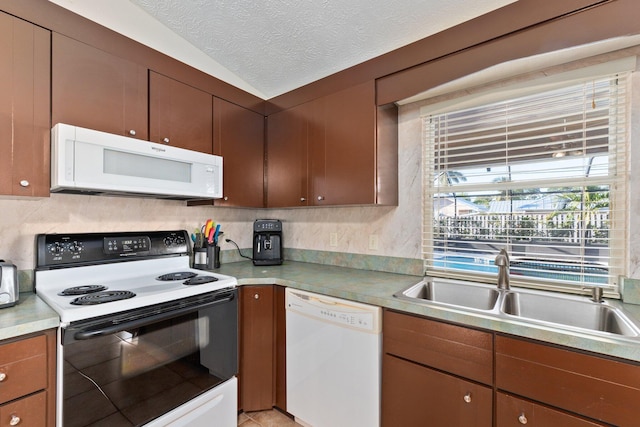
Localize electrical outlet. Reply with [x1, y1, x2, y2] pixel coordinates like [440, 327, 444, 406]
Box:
[330, 232, 338, 247]
[369, 234, 379, 250]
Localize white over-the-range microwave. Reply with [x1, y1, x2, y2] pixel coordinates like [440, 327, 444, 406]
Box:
[51, 123, 223, 200]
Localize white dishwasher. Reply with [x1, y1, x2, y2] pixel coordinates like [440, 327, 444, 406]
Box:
[285, 288, 382, 427]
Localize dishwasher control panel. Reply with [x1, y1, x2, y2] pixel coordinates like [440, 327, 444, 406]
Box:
[285, 288, 381, 333]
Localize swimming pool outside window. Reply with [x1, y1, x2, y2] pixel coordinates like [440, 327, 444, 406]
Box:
[421, 64, 630, 297]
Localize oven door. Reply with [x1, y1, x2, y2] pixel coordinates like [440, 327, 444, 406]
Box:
[60, 288, 237, 427]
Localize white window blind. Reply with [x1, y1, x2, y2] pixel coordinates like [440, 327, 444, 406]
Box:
[422, 71, 629, 296]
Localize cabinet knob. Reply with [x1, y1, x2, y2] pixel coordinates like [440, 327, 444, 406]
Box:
[129, 129, 136, 136]
[518, 413, 528, 425]
[300, 197, 306, 202]
[254, 293, 260, 300]
[224, 196, 229, 201]
[317, 196, 325, 201]
[0, 372, 6, 381]
[9, 415, 20, 426]
[463, 392, 472, 403]
[19, 180, 29, 187]
[162, 137, 170, 144]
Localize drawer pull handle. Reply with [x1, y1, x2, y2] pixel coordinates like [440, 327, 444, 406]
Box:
[19, 180, 30, 187]
[518, 413, 528, 424]
[0, 372, 6, 381]
[10, 415, 20, 426]
[463, 392, 472, 403]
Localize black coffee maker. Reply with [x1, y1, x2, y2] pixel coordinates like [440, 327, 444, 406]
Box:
[253, 219, 283, 266]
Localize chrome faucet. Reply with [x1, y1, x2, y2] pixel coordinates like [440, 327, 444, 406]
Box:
[495, 249, 510, 290]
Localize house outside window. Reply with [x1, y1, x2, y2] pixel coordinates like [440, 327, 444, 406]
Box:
[421, 60, 631, 297]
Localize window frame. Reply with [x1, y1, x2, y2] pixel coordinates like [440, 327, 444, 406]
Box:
[420, 60, 632, 298]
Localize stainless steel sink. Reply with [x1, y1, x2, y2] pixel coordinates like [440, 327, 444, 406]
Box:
[395, 279, 499, 311]
[501, 291, 640, 337]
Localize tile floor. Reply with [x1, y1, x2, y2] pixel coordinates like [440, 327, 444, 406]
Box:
[238, 409, 303, 426]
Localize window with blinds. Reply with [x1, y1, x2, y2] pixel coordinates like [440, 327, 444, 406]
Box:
[422, 70, 629, 296]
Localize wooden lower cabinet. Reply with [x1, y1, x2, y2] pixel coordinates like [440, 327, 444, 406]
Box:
[239, 285, 287, 412]
[0, 330, 56, 426]
[382, 310, 493, 427]
[496, 335, 640, 426]
[496, 392, 605, 426]
[239, 285, 274, 411]
[381, 309, 640, 427]
[273, 285, 287, 411]
[0, 391, 47, 427]
[382, 354, 492, 427]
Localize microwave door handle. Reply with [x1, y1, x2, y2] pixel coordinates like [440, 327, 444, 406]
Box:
[73, 295, 234, 340]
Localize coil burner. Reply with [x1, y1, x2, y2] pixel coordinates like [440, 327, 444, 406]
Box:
[70, 290, 136, 305]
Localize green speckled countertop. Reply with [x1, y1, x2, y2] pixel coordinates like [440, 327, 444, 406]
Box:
[0, 293, 59, 341]
[217, 260, 640, 363]
[3, 261, 639, 363]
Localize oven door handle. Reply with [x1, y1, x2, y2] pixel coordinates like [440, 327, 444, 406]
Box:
[73, 294, 234, 340]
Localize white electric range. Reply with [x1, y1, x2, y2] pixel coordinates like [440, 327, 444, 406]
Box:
[35, 230, 238, 427]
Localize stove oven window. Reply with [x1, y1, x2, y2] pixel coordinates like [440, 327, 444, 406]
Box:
[61, 296, 237, 426]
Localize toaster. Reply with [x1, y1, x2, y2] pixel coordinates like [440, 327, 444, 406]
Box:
[0, 260, 19, 308]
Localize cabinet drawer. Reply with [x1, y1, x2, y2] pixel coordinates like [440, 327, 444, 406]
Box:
[0, 335, 47, 404]
[382, 354, 492, 427]
[0, 390, 46, 427]
[497, 392, 605, 426]
[383, 310, 493, 384]
[496, 335, 640, 426]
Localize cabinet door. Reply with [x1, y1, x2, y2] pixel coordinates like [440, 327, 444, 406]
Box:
[273, 286, 287, 411]
[382, 354, 492, 427]
[0, 391, 46, 427]
[384, 310, 493, 385]
[496, 335, 640, 426]
[213, 97, 265, 207]
[497, 392, 605, 427]
[0, 13, 50, 197]
[310, 81, 376, 205]
[52, 33, 148, 140]
[149, 71, 213, 153]
[239, 285, 274, 411]
[266, 103, 309, 207]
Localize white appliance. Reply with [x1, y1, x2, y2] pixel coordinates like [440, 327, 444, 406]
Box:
[35, 230, 238, 427]
[285, 288, 382, 427]
[51, 123, 223, 199]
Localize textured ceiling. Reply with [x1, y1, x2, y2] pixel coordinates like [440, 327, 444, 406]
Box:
[128, 0, 515, 99]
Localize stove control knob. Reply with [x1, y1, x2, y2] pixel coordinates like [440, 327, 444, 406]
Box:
[164, 236, 175, 246]
[49, 242, 64, 255]
[68, 241, 83, 254]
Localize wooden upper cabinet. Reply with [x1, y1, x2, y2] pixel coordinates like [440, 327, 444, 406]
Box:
[149, 71, 213, 153]
[213, 97, 265, 207]
[0, 12, 50, 197]
[52, 33, 148, 140]
[266, 80, 398, 207]
[266, 103, 309, 207]
[310, 81, 377, 205]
